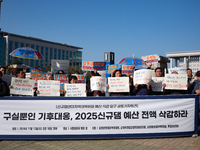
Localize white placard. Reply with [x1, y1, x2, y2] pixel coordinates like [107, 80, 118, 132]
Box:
[108, 77, 129, 92]
[37, 80, 60, 96]
[2, 74, 15, 85]
[134, 69, 152, 85]
[98, 71, 106, 77]
[0, 97, 195, 135]
[150, 77, 165, 92]
[141, 54, 159, 64]
[10, 77, 35, 96]
[90, 77, 106, 91]
[168, 67, 187, 74]
[165, 74, 187, 90]
[51, 59, 69, 73]
[65, 84, 86, 97]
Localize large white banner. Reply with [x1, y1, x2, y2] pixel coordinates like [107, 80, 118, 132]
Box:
[10, 77, 35, 96]
[65, 84, 86, 97]
[134, 69, 152, 85]
[51, 59, 69, 73]
[0, 97, 195, 135]
[108, 77, 129, 92]
[90, 77, 106, 91]
[165, 74, 187, 90]
[150, 77, 165, 92]
[37, 80, 60, 96]
[168, 67, 187, 74]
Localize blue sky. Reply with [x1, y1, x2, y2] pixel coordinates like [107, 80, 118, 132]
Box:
[2, 0, 200, 63]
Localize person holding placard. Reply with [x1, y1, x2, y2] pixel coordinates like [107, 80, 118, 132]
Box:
[36, 72, 61, 96]
[132, 83, 153, 96]
[151, 67, 165, 95]
[163, 71, 188, 95]
[189, 71, 200, 95]
[9, 69, 25, 90]
[106, 70, 129, 96]
[155, 67, 163, 77]
[133, 69, 153, 96]
[64, 75, 87, 97]
[187, 68, 195, 85]
[87, 71, 105, 97]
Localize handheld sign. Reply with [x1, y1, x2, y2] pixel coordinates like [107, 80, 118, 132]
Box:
[54, 74, 68, 94]
[30, 68, 46, 87]
[165, 74, 187, 90]
[54, 74, 68, 83]
[150, 77, 165, 92]
[30, 68, 45, 78]
[90, 77, 106, 91]
[107, 64, 120, 74]
[108, 77, 129, 92]
[168, 67, 187, 74]
[82, 61, 106, 71]
[65, 84, 86, 97]
[122, 65, 135, 75]
[72, 74, 86, 83]
[10, 77, 35, 96]
[141, 54, 159, 65]
[134, 69, 152, 85]
[37, 80, 60, 96]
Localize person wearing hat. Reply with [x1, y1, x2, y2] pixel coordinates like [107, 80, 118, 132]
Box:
[189, 71, 200, 95]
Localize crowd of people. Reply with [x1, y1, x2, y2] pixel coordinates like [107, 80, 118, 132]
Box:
[0, 65, 200, 97]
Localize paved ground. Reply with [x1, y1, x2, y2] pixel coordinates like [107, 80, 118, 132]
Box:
[1, 135, 200, 150]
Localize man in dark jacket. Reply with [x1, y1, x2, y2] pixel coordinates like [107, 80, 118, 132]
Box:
[0, 71, 9, 96]
[189, 71, 200, 94]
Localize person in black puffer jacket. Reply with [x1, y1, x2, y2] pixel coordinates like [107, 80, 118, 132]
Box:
[0, 71, 9, 96]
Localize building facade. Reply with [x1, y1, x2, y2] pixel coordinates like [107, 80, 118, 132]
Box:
[166, 50, 200, 74]
[0, 31, 82, 68]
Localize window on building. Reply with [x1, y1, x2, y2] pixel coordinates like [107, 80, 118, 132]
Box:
[70, 52, 72, 60]
[20, 43, 24, 47]
[50, 48, 53, 61]
[66, 51, 68, 60]
[41, 47, 44, 68]
[54, 49, 57, 59]
[15, 42, 18, 49]
[45, 47, 48, 63]
[58, 49, 61, 59]
[62, 50, 65, 60]
[8, 41, 13, 64]
[73, 52, 76, 59]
